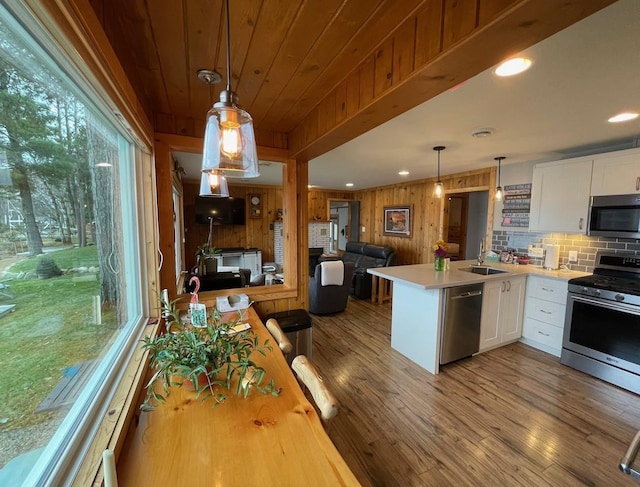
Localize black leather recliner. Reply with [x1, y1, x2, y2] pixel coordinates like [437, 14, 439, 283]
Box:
[340, 242, 396, 299]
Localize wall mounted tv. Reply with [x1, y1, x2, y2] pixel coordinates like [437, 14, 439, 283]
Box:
[195, 196, 246, 225]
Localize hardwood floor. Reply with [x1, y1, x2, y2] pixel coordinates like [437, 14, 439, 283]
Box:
[309, 297, 640, 486]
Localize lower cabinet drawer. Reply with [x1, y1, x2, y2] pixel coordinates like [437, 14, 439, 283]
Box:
[525, 297, 566, 327]
[523, 318, 563, 352]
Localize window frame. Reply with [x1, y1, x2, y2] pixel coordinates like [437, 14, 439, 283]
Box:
[0, 1, 159, 485]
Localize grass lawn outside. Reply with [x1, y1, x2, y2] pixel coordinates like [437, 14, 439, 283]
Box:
[0, 246, 118, 435]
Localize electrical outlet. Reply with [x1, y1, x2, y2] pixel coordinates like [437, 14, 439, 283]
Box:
[568, 250, 578, 262]
[528, 245, 544, 258]
[361, 226, 366, 233]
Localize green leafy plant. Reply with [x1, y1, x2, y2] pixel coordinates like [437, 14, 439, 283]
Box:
[141, 307, 279, 411]
[196, 243, 218, 257]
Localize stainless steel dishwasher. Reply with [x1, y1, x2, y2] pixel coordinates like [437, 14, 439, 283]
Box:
[440, 283, 484, 365]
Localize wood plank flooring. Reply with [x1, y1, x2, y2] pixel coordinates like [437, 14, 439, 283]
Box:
[309, 297, 640, 486]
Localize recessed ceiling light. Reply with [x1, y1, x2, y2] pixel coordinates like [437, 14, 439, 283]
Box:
[307, 184, 314, 188]
[399, 170, 410, 176]
[608, 112, 639, 123]
[494, 57, 533, 77]
[345, 183, 354, 187]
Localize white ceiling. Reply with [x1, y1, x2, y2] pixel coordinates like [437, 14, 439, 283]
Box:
[174, 0, 640, 190]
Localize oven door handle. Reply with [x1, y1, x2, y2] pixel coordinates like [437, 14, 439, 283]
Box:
[571, 295, 640, 316]
[620, 430, 640, 480]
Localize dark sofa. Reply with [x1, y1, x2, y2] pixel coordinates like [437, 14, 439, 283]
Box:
[339, 241, 396, 299]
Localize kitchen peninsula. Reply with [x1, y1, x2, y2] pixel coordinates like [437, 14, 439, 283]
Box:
[368, 261, 588, 374]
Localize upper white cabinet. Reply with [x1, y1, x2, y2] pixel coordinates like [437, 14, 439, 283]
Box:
[529, 158, 593, 233]
[591, 148, 640, 196]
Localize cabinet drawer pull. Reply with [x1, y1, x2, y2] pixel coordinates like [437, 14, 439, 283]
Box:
[540, 309, 552, 315]
[537, 331, 550, 337]
[501, 282, 506, 292]
[579, 217, 584, 230]
[541, 287, 554, 293]
[506, 280, 511, 292]
[636, 176, 640, 192]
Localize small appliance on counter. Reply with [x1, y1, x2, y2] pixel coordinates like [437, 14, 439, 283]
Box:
[543, 244, 560, 270]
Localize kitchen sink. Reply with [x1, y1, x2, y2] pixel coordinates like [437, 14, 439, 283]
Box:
[458, 265, 508, 275]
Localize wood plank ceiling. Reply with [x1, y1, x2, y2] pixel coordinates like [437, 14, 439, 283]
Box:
[89, 0, 616, 160]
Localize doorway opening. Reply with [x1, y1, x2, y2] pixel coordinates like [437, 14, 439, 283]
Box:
[444, 191, 488, 260]
[328, 199, 360, 253]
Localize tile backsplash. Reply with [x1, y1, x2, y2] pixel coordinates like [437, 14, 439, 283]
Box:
[491, 230, 640, 272]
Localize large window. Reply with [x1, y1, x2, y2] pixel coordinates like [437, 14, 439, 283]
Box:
[0, 4, 147, 485]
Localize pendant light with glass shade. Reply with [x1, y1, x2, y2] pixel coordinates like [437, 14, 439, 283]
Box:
[494, 156, 505, 201]
[201, 0, 259, 180]
[433, 146, 445, 198]
[199, 170, 229, 197]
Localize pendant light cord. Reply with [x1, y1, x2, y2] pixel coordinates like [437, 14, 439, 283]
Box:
[225, 0, 232, 92]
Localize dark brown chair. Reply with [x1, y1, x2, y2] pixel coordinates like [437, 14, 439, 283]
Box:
[308, 261, 355, 314]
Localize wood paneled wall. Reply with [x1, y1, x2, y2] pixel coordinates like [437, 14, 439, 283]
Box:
[355, 167, 495, 265]
[308, 189, 356, 221]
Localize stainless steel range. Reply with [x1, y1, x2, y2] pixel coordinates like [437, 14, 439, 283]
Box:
[562, 251, 640, 394]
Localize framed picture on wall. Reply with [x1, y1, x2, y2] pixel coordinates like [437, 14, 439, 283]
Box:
[249, 194, 261, 218]
[383, 204, 412, 237]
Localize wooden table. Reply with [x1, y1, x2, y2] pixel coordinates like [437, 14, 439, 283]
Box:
[117, 308, 360, 486]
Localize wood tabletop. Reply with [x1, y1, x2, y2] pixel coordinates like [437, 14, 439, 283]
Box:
[117, 307, 360, 486]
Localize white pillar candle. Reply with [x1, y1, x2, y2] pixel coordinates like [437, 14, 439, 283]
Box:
[102, 449, 118, 487]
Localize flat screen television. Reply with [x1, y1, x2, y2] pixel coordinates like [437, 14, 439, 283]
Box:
[195, 196, 246, 225]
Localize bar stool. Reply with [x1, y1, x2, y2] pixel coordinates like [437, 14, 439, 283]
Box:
[291, 355, 338, 421]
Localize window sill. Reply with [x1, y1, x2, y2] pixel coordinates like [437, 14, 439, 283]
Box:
[72, 321, 159, 487]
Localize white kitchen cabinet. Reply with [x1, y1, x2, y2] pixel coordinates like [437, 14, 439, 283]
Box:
[591, 148, 640, 196]
[521, 276, 568, 357]
[529, 157, 593, 233]
[479, 275, 526, 352]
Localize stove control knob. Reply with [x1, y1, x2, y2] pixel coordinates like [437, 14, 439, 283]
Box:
[615, 294, 625, 302]
[594, 289, 601, 296]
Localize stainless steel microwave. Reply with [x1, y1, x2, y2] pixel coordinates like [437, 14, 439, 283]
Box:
[588, 194, 640, 239]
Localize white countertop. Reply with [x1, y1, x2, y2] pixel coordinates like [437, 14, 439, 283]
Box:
[368, 259, 590, 290]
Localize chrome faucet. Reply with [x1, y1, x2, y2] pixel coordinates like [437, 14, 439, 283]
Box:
[477, 239, 485, 265]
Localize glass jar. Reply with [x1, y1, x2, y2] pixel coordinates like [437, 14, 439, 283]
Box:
[434, 256, 446, 271]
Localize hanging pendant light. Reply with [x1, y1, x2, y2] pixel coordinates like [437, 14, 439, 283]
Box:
[199, 170, 229, 197]
[494, 156, 505, 201]
[433, 146, 445, 198]
[201, 0, 259, 179]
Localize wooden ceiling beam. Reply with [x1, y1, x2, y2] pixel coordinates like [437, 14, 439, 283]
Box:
[288, 0, 617, 160]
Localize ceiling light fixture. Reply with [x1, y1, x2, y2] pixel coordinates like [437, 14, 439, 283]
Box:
[346, 183, 354, 187]
[471, 128, 494, 138]
[608, 112, 639, 123]
[494, 57, 532, 77]
[200, 0, 259, 180]
[433, 146, 445, 198]
[199, 170, 229, 198]
[399, 170, 410, 176]
[494, 156, 505, 202]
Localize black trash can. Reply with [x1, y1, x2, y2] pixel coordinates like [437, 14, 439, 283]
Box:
[265, 309, 312, 365]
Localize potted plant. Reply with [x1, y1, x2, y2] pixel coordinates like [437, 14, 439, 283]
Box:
[141, 302, 278, 411]
[196, 243, 219, 275]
